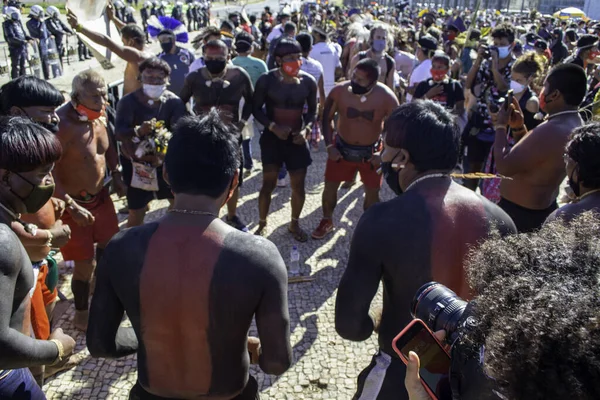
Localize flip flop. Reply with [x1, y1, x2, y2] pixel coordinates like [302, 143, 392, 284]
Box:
[288, 225, 309, 243]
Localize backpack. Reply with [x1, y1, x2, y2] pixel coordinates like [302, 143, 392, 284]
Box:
[359, 51, 394, 81]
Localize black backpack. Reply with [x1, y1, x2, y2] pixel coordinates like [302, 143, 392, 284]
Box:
[359, 51, 394, 81]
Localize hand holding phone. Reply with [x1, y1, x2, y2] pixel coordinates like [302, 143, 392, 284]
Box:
[393, 319, 452, 400]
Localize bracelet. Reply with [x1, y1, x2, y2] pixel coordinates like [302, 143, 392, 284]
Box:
[111, 167, 122, 175]
[75, 24, 83, 33]
[45, 230, 53, 248]
[134, 126, 141, 137]
[268, 122, 276, 131]
[326, 144, 335, 150]
[494, 124, 507, 131]
[48, 339, 64, 366]
[65, 196, 75, 207]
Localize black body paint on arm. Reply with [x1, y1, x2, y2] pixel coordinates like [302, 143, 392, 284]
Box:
[321, 96, 336, 146]
[252, 74, 270, 127]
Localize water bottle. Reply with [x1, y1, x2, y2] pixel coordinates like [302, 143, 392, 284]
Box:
[289, 246, 300, 276]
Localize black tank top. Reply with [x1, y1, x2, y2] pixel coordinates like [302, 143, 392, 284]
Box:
[519, 87, 540, 130]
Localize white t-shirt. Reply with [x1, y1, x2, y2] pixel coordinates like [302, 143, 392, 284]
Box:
[266, 24, 283, 44]
[407, 58, 432, 102]
[309, 41, 341, 97]
[188, 56, 205, 74]
[301, 56, 323, 98]
[394, 50, 417, 79]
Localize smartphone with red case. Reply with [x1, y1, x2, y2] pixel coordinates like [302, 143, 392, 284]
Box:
[392, 319, 452, 400]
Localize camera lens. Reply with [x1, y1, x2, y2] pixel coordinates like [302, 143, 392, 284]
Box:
[411, 282, 467, 344]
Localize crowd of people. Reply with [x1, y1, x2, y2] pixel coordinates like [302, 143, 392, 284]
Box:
[1, 1, 600, 399]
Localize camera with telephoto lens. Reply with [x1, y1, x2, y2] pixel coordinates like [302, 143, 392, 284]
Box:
[411, 282, 468, 345]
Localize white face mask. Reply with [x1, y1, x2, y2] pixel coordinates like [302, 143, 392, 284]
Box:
[510, 80, 527, 94]
[497, 45, 511, 59]
[142, 84, 166, 99]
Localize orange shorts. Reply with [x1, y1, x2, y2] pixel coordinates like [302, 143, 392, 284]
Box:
[60, 187, 119, 261]
[325, 157, 383, 189]
[30, 260, 55, 340]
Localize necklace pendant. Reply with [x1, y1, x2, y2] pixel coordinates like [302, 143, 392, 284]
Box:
[360, 95, 367, 103]
[148, 99, 154, 106]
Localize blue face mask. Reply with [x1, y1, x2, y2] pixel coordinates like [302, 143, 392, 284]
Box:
[497, 45, 511, 59]
[372, 39, 386, 53]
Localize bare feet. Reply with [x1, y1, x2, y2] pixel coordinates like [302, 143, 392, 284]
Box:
[254, 220, 267, 236]
[73, 310, 88, 332]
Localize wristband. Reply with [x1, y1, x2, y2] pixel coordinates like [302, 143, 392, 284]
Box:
[75, 24, 83, 33]
[45, 230, 53, 248]
[48, 339, 65, 366]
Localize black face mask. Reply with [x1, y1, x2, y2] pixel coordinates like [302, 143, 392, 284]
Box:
[20, 109, 59, 134]
[381, 161, 403, 196]
[160, 41, 174, 53]
[232, 20, 239, 28]
[205, 59, 227, 75]
[568, 168, 580, 198]
[351, 81, 372, 95]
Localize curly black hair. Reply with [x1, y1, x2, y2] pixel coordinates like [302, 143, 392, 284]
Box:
[465, 212, 600, 400]
[566, 123, 600, 190]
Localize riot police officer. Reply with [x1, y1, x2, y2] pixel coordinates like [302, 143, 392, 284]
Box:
[2, 6, 32, 78]
[45, 6, 73, 67]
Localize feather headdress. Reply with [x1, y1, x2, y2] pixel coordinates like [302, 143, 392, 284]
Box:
[147, 15, 189, 43]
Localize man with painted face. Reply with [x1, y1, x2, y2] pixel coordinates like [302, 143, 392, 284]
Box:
[2, 6, 33, 79]
[0, 76, 80, 382]
[335, 101, 515, 400]
[253, 38, 317, 242]
[180, 40, 253, 233]
[87, 110, 292, 400]
[464, 22, 516, 191]
[565, 34, 600, 69]
[67, 12, 151, 96]
[349, 22, 396, 90]
[0, 116, 76, 399]
[116, 58, 186, 229]
[546, 123, 600, 223]
[494, 63, 587, 232]
[312, 59, 398, 240]
[52, 71, 126, 332]
[157, 28, 195, 97]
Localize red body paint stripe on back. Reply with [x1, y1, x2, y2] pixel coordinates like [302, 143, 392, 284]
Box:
[139, 224, 223, 397]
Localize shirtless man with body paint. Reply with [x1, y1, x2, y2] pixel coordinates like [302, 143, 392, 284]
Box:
[335, 101, 516, 400]
[0, 117, 75, 399]
[87, 111, 292, 400]
[53, 71, 125, 332]
[312, 58, 398, 240]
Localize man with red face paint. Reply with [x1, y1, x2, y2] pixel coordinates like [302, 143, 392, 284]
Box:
[253, 38, 317, 242]
[312, 59, 398, 240]
[494, 63, 587, 232]
[180, 40, 253, 233]
[53, 70, 126, 331]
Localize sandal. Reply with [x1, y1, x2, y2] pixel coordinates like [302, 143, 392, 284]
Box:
[255, 220, 267, 236]
[288, 224, 309, 243]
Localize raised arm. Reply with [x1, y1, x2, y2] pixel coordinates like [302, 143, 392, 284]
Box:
[335, 209, 383, 341]
[0, 227, 60, 369]
[252, 74, 270, 127]
[67, 10, 145, 64]
[87, 234, 138, 358]
[254, 242, 292, 375]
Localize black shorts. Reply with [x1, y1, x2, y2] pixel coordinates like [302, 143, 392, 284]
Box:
[121, 156, 174, 211]
[465, 136, 493, 165]
[259, 130, 312, 171]
[129, 375, 259, 400]
[498, 197, 558, 233]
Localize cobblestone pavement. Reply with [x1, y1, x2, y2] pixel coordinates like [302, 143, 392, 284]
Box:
[43, 135, 396, 399]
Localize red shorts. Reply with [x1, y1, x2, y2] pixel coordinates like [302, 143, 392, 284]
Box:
[60, 187, 119, 261]
[30, 260, 55, 340]
[325, 157, 383, 189]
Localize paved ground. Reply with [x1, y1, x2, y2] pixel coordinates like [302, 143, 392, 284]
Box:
[41, 129, 394, 399]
